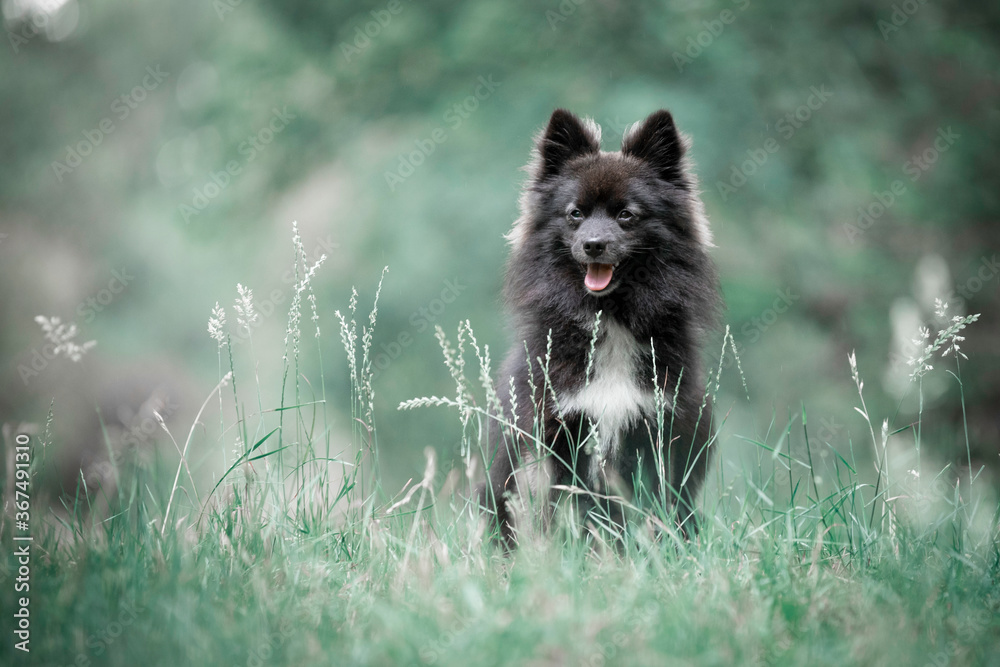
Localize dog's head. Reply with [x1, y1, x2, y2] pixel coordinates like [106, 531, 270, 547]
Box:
[509, 109, 712, 298]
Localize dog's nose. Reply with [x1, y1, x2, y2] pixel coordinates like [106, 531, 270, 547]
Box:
[583, 239, 606, 257]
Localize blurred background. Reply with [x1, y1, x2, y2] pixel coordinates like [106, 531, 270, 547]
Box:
[1, 0, 997, 498]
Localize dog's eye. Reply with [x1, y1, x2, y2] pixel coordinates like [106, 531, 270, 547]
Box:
[617, 210, 635, 222]
[568, 209, 584, 221]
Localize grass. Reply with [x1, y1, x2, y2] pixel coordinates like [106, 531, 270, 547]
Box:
[3, 230, 998, 666]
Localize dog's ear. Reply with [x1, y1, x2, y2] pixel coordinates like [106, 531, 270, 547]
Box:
[535, 109, 601, 180]
[621, 110, 687, 184]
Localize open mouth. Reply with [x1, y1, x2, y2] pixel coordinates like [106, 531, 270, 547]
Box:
[584, 263, 615, 292]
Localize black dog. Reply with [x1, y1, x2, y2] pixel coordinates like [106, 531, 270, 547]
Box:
[479, 109, 721, 546]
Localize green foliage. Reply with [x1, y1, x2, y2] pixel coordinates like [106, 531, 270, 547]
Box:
[2, 251, 997, 666]
[2, 3, 999, 662]
[2, 0, 999, 493]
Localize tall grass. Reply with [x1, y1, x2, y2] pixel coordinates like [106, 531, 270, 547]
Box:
[2, 228, 997, 666]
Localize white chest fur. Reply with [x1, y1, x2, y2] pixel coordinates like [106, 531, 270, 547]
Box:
[557, 320, 655, 483]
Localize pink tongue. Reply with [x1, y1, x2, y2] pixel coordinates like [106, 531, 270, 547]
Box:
[584, 263, 614, 291]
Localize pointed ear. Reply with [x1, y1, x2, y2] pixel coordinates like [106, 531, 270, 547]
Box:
[621, 110, 687, 184]
[535, 109, 601, 180]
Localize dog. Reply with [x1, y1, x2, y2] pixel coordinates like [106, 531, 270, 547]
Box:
[479, 108, 721, 546]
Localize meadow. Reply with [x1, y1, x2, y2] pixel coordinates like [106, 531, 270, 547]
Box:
[3, 231, 997, 667]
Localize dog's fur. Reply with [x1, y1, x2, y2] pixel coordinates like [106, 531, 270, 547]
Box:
[479, 109, 721, 546]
